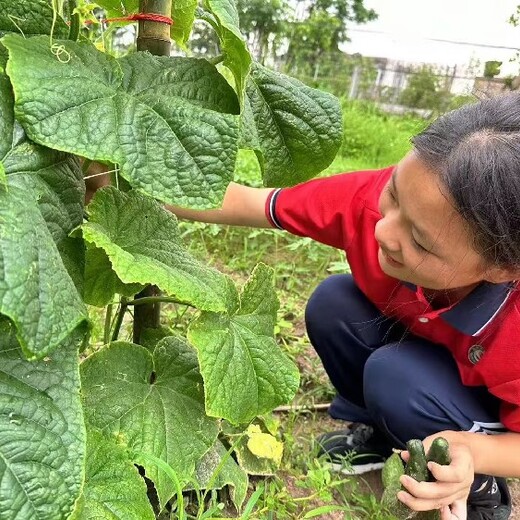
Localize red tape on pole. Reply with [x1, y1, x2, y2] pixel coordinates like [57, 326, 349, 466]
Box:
[111, 13, 173, 25]
[83, 13, 174, 26]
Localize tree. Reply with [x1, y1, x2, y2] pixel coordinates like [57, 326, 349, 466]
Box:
[399, 66, 449, 112]
[236, 0, 287, 63]
[483, 60, 502, 79]
[188, 19, 220, 56]
[285, 0, 377, 76]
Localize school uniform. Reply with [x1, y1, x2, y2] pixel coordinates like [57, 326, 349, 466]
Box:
[264, 168, 517, 517]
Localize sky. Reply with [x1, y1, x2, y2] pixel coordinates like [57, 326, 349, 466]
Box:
[340, 0, 520, 77]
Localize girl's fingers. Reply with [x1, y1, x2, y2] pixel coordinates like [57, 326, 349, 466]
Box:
[428, 461, 470, 483]
[438, 500, 468, 520]
[440, 505, 451, 520]
[397, 490, 452, 512]
[449, 499, 467, 520]
[399, 475, 463, 501]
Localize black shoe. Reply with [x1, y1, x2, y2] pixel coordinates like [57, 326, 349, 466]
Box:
[315, 422, 393, 474]
[468, 477, 512, 520]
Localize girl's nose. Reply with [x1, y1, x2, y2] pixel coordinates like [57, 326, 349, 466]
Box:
[374, 216, 401, 253]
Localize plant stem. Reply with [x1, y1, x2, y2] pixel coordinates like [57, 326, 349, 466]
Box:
[137, 0, 173, 55]
[112, 297, 129, 342]
[67, 0, 80, 41]
[273, 403, 330, 412]
[132, 286, 162, 344]
[103, 303, 113, 344]
[209, 54, 225, 66]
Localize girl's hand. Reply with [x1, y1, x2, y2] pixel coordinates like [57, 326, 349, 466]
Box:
[397, 431, 474, 520]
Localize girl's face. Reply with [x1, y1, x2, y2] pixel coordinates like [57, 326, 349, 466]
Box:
[376, 151, 490, 292]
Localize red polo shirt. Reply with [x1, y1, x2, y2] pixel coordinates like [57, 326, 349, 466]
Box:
[265, 166, 520, 433]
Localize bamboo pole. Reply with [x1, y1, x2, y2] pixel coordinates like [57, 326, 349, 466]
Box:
[132, 0, 172, 343]
[136, 0, 172, 55]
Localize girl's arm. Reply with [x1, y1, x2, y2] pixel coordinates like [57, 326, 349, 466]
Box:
[166, 182, 274, 228]
[463, 430, 520, 477]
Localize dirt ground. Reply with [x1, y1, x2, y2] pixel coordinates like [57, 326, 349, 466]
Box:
[509, 481, 520, 519]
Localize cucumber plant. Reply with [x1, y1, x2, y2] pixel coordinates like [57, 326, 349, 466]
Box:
[0, 0, 343, 518]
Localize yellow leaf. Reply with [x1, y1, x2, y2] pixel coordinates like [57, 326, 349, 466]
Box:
[246, 429, 283, 465]
[246, 424, 262, 435]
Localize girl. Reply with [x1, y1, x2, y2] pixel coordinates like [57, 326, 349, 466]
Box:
[169, 93, 520, 520]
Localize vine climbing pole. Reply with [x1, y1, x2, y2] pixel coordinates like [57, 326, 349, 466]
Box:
[136, 0, 173, 55]
[132, 0, 173, 344]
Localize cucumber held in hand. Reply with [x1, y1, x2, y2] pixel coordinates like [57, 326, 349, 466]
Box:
[426, 437, 451, 468]
[405, 439, 429, 483]
[381, 452, 413, 519]
[380, 437, 451, 520]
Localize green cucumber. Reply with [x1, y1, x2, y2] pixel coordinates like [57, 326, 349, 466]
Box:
[381, 452, 413, 518]
[426, 437, 451, 466]
[405, 439, 429, 482]
[426, 436, 451, 482]
[382, 452, 405, 488]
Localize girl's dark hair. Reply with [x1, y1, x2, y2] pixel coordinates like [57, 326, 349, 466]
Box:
[412, 93, 520, 269]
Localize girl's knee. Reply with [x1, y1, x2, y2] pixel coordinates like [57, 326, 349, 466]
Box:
[305, 275, 357, 336]
[364, 344, 412, 414]
[363, 344, 425, 442]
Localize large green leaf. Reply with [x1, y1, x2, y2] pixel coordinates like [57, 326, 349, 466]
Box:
[242, 62, 343, 186]
[193, 441, 248, 509]
[0, 35, 86, 356]
[203, 0, 252, 102]
[171, 0, 198, 48]
[5, 143, 86, 293]
[81, 338, 219, 507]
[84, 246, 143, 307]
[0, 44, 15, 159]
[188, 264, 300, 424]
[0, 179, 86, 358]
[0, 319, 86, 520]
[0, 0, 69, 37]
[0, 37, 86, 294]
[94, 0, 138, 17]
[3, 34, 240, 208]
[71, 428, 154, 520]
[78, 187, 238, 312]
